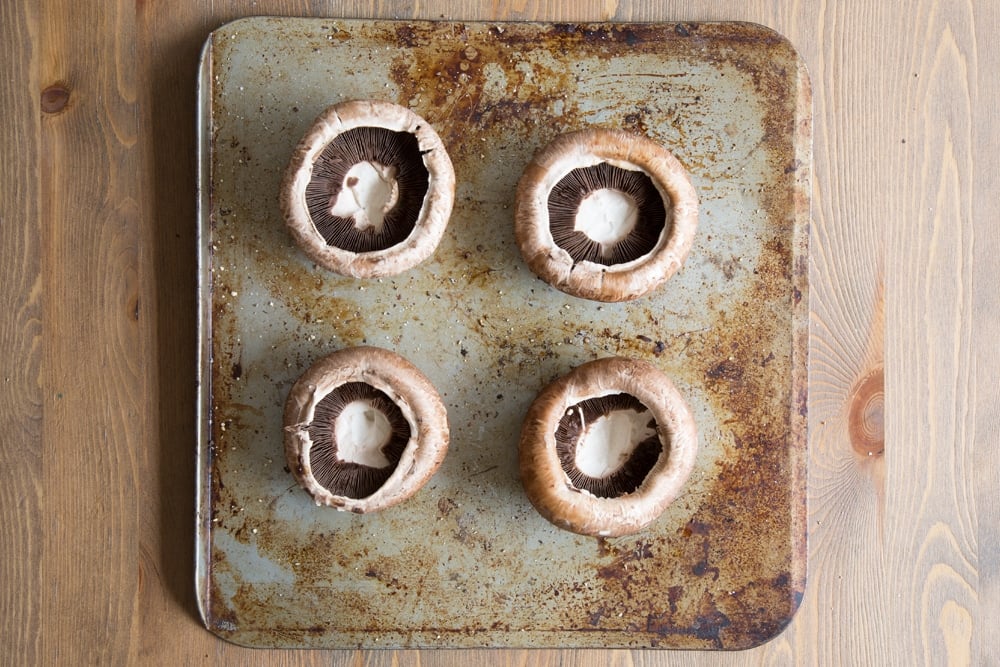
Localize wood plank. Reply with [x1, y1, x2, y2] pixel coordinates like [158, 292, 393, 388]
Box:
[885, 2, 980, 666]
[972, 4, 1000, 665]
[0, 1, 42, 664]
[791, 0, 891, 661]
[37, 0, 146, 663]
[134, 2, 207, 660]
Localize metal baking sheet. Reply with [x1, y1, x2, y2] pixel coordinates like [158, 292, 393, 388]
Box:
[196, 17, 810, 649]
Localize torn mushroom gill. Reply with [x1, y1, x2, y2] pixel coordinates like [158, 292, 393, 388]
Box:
[306, 382, 411, 499]
[305, 127, 430, 253]
[548, 162, 668, 265]
[554, 393, 663, 498]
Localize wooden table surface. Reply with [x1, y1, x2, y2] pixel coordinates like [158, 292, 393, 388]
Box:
[2, 1, 997, 664]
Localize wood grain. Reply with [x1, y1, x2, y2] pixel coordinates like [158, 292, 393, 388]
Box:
[0, 1, 42, 664]
[1, 0, 997, 664]
[797, 1, 890, 663]
[972, 5, 1000, 666]
[886, 3, 982, 665]
[36, 0, 147, 664]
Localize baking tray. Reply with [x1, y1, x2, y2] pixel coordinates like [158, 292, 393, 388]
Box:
[196, 17, 810, 649]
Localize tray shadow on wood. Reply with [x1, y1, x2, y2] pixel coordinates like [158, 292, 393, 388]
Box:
[150, 23, 211, 622]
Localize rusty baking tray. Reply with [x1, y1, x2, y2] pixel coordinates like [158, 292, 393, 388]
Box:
[196, 17, 810, 649]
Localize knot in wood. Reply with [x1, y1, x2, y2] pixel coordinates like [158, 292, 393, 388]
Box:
[848, 365, 884, 457]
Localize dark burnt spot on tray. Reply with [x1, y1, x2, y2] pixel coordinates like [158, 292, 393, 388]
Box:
[681, 519, 711, 538]
[437, 496, 458, 518]
[706, 358, 744, 384]
[622, 107, 653, 135]
[692, 557, 720, 580]
[541, 23, 673, 49]
[668, 585, 684, 613]
[395, 24, 419, 48]
[644, 592, 732, 648]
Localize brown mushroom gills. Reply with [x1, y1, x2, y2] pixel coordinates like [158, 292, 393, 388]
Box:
[548, 163, 668, 265]
[305, 127, 430, 253]
[305, 381, 410, 499]
[555, 393, 663, 497]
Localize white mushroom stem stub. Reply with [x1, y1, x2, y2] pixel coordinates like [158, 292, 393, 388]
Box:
[329, 161, 400, 233]
[333, 399, 393, 468]
[574, 188, 640, 256]
[572, 405, 656, 478]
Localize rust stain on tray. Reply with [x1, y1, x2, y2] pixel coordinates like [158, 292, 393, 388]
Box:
[197, 18, 810, 649]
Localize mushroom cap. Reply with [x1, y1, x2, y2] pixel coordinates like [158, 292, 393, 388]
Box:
[280, 100, 456, 278]
[283, 346, 450, 513]
[518, 356, 698, 537]
[514, 128, 698, 302]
